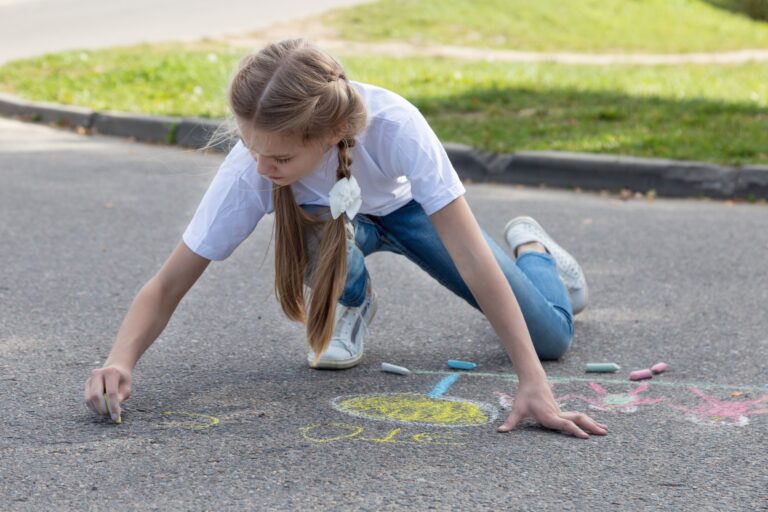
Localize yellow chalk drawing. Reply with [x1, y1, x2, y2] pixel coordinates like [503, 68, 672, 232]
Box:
[300, 423, 365, 443]
[331, 393, 497, 427]
[410, 432, 463, 445]
[300, 423, 465, 445]
[159, 411, 220, 430]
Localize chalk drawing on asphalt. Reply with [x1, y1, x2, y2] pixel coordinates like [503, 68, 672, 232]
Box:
[556, 382, 666, 413]
[300, 422, 466, 445]
[330, 372, 498, 427]
[328, 370, 767, 431]
[667, 388, 768, 427]
[157, 411, 220, 430]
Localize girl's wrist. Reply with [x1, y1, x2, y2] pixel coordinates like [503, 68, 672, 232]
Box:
[514, 359, 548, 384]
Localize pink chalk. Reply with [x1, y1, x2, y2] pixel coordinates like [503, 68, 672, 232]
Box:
[651, 362, 668, 374]
[630, 369, 653, 381]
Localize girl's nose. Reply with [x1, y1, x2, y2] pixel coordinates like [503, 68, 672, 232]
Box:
[255, 158, 273, 176]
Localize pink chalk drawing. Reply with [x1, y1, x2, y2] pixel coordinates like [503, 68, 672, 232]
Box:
[556, 382, 666, 413]
[494, 391, 514, 410]
[494, 384, 768, 428]
[666, 388, 768, 427]
[495, 383, 665, 414]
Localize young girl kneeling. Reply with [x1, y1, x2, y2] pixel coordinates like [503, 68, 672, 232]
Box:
[85, 38, 607, 439]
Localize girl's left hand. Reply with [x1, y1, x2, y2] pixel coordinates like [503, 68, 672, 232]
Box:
[497, 378, 608, 439]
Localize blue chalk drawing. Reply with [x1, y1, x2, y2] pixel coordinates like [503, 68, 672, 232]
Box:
[428, 373, 461, 398]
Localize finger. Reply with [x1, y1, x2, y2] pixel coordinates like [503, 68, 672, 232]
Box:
[88, 371, 107, 415]
[103, 370, 121, 422]
[561, 412, 608, 435]
[547, 417, 590, 439]
[497, 407, 525, 433]
[84, 377, 95, 413]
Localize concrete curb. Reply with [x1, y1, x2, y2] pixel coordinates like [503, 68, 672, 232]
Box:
[443, 143, 768, 199]
[1, 92, 766, 199]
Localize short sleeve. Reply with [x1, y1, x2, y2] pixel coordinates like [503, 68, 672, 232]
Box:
[383, 108, 466, 216]
[182, 140, 267, 261]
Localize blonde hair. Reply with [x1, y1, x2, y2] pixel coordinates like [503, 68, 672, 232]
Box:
[208, 38, 368, 361]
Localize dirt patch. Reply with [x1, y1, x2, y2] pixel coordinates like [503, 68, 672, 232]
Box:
[215, 14, 768, 65]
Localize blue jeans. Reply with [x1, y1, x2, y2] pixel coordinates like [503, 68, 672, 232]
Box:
[301, 199, 574, 360]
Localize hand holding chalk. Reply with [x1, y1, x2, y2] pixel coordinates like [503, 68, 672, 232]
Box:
[84, 364, 132, 424]
[103, 393, 122, 424]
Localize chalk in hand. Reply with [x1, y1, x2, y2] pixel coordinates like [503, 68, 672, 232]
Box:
[103, 392, 122, 424]
[381, 362, 411, 376]
[585, 363, 621, 373]
[447, 359, 477, 370]
[650, 362, 668, 374]
[629, 369, 653, 381]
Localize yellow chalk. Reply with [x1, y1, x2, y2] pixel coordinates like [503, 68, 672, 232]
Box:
[103, 392, 121, 424]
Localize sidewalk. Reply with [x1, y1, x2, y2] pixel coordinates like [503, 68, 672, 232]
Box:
[1, 117, 766, 510]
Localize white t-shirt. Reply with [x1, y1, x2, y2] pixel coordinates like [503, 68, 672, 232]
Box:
[182, 80, 466, 261]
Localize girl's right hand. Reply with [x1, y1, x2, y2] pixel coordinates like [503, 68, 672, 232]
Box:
[84, 365, 132, 422]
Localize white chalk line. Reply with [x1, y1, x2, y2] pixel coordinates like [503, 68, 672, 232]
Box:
[408, 370, 767, 392]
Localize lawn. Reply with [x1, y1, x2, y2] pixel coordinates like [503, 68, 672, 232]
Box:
[321, 0, 768, 52]
[0, 0, 766, 165]
[0, 42, 765, 165]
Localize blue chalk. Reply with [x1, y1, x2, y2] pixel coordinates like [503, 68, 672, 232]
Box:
[447, 359, 477, 371]
[428, 374, 460, 398]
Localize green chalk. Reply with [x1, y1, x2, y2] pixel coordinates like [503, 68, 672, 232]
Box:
[585, 363, 621, 373]
[103, 392, 122, 424]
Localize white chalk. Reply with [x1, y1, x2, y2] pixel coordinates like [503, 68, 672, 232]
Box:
[381, 362, 411, 376]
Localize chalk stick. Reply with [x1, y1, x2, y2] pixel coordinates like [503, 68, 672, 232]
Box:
[103, 392, 122, 424]
[381, 362, 411, 376]
[447, 359, 477, 371]
[585, 363, 621, 373]
[650, 362, 668, 374]
[629, 369, 653, 381]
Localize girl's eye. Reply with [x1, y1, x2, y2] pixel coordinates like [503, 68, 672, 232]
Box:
[275, 157, 291, 164]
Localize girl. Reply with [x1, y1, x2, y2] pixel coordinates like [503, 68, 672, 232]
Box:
[84, 38, 607, 439]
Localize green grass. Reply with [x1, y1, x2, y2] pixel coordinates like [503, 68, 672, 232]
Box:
[0, 42, 766, 165]
[322, 0, 768, 52]
[0, 42, 241, 118]
[350, 55, 768, 165]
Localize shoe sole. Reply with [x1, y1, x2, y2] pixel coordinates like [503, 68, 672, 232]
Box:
[503, 216, 589, 315]
[308, 291, 378, 369]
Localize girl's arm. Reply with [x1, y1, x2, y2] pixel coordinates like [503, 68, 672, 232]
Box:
[85, 241, 210, 420]
[429, 196, 608, 439]
[105, 240, 211, 371]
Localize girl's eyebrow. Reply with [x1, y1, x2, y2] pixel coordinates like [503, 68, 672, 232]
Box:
[239, 138, 293, 158]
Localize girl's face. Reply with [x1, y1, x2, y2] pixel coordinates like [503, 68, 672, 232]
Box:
[237, 120, 339, 186]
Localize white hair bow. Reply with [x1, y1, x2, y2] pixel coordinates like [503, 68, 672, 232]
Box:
[329, 176, 362, 221]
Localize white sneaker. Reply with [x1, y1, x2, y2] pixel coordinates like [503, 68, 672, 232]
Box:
[307, 286, 378, 369]
[504, 216, 588, 315]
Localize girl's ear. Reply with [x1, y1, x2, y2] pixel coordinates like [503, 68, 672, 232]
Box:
[330, 121, 348, 146]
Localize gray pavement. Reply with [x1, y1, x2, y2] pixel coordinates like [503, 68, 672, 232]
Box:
[0, 0, 370, 65]
[1, 118, 767, 511]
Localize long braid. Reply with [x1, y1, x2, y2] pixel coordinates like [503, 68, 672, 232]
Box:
[305, 138, 356, 362]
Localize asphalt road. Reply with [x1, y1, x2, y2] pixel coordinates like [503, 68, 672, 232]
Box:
[1, 118, 767, 510]
[0, 0, 371, 65]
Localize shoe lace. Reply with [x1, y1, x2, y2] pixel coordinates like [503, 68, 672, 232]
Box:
[516, 224, 583, 290]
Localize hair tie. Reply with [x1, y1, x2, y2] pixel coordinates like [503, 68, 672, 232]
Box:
[329, 176, 361, 221]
